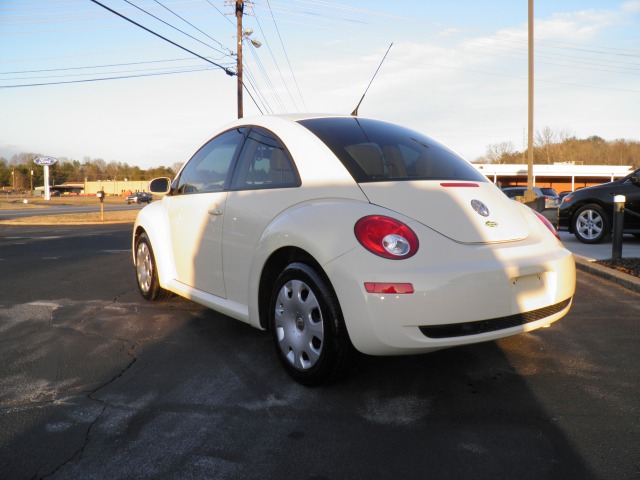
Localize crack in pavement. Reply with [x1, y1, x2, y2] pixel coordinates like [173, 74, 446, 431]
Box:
[42, 344, 139, 479]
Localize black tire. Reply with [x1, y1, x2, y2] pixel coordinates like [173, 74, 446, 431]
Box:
[269, 262, 357, 386]
[573, 204, 610, 244]
[135, 232, 171, 301]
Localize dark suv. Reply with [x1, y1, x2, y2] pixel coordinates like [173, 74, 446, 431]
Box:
[558, 168, 640, 243]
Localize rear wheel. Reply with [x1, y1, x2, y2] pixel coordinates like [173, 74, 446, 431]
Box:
[573, 204, 610, 244]
[269, 262, 357, 386]
[135, 232, 171, 300]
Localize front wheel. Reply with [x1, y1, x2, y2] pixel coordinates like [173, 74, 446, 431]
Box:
[269, 263, 357, 386]
[573, 204, 610, 244]
[135, 232, 171, 301]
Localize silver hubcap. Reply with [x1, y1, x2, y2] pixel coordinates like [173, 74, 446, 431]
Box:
[274, 279, 324, 370]
[136, 242, 152, 294]
[576, 210, 603, 240]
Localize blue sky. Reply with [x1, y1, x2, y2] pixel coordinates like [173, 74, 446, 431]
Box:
[1, 0, 639, 170]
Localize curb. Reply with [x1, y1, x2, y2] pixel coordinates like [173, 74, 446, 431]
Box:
[573, 254, 640, 294]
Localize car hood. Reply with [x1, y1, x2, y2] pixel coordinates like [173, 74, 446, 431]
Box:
[358, 181, 530, 244]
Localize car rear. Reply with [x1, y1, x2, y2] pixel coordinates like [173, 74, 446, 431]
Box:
[324, 205, 574, 354]
[297, 116, 575, 354]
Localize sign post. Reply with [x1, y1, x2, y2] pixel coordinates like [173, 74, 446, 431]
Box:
[34, 156, 58, 200]
[97, 189, 105, 221]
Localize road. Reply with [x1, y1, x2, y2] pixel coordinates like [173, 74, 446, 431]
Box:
[0, 224, 638, 479]
[0, 203, 142, 220]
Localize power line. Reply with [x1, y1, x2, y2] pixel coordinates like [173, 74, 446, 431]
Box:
[252, 8, 297, 111]
[88, 0, 234, 76]
[264, 0, 307, 111]
[203, 0, 235, 27]
[0, 67, 216, 88]
[245, 41, 284, 112]
[0, 57, 226, 75]
[121, 0, 229, 57]
[150, 0, 230, 53]
[2, 63, 227, 82]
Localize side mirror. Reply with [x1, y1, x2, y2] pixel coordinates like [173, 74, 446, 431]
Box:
[148, 177, 171, 194]
[630, 173, 640, 186]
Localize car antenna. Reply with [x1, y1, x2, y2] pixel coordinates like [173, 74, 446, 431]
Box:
[351, 43, 393, 117]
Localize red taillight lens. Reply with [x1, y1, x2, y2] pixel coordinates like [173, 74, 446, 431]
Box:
[533, 210, 560, 240]
[354, 215, 419, 259]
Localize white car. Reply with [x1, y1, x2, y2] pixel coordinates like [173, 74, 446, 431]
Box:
[133, 114, 576, 385]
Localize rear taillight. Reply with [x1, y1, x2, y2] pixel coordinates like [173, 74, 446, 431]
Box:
[354, 215, 419, 259]
[533, 210, 560, 240]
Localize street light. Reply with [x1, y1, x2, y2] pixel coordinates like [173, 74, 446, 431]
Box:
[243, 29, 261, 48]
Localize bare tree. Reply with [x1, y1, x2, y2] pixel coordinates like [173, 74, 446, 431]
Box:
[535, 126, 557, 164]
[171, 162, 184, 175]
[482, 141, 516, 164]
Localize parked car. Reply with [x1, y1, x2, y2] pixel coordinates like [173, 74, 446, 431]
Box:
[501, 186, 559, 209]
[132, 114, 575, 385]
[558, 190, 572, 203]
[126, 191, 153, 204]
[558, 168, 640, 243]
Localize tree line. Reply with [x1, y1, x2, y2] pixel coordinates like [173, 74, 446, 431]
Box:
[3, 129, 639, 190]
[0, 153, 182, 191]
[476, 127, 640, 167]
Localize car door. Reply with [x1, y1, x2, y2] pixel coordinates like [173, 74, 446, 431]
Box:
[166, 128, 246, 297]
[221, 127, 301, 306]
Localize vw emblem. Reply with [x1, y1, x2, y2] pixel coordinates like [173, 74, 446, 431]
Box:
[471, 199, 490, 217]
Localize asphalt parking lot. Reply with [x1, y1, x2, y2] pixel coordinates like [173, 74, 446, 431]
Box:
[0, 224, 638, 479]
[558, 230, 640, 261]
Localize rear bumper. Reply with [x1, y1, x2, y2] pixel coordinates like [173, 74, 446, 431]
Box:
[325, 228, 576, 356]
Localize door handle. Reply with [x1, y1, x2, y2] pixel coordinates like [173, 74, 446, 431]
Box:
[208, 208, 223, 216]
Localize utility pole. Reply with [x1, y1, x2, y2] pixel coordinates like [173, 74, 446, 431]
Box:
[525, 0, 535, 201]
[236, 0, 244, 119]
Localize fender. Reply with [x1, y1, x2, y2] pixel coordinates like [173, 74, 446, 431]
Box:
[244, 198, 409, 328]
[133, 199, 176, 289]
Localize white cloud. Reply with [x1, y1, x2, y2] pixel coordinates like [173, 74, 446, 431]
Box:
[622, 1, 640, 14]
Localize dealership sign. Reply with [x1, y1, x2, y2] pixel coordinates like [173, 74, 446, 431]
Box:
[34, 156, 58, 166]
[34, 157, 57, 200]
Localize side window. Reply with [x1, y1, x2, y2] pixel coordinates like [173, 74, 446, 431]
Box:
[175, 128, 246, 195]
[231, 128, 299, 190]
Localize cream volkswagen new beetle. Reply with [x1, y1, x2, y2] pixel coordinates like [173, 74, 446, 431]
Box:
[133, 114, 576, 385]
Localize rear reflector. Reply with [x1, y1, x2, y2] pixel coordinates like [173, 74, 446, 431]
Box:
[365, 282, 414, 294]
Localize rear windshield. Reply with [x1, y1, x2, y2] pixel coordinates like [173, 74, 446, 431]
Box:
[298, 117, 487, 184]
